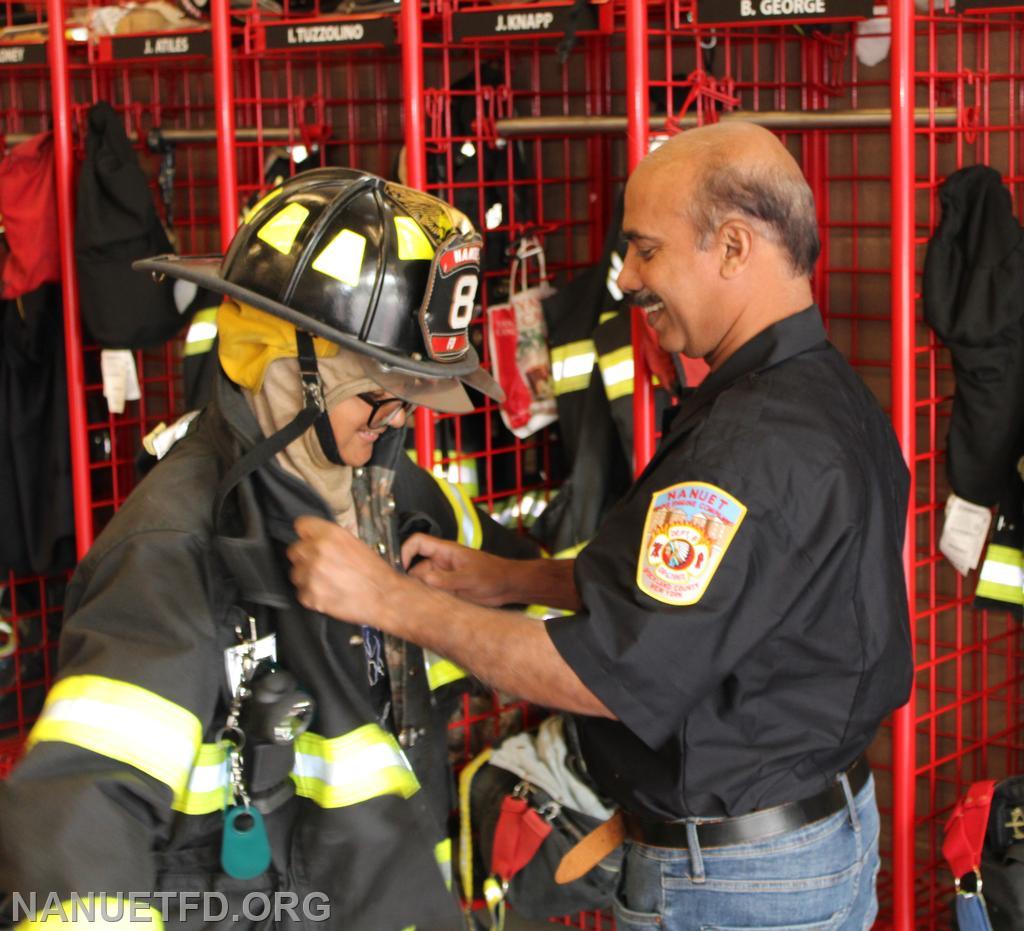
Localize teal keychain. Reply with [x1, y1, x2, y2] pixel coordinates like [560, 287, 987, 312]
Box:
[219, 735, 271, 879]
[221, 803, 271, 880]
[219, 617, 272, 880]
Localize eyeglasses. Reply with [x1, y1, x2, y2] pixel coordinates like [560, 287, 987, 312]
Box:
[357, 393, 416, 429]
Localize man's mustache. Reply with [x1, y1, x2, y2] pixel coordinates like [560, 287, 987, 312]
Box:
[624, 289, 663, 308]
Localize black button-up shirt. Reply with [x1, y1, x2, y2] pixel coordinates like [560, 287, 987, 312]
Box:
[547, 307, 912, 820]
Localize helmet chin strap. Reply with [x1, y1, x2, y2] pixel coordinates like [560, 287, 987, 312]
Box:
[213, 330, 345, 533]
[295, 330, 346, 468]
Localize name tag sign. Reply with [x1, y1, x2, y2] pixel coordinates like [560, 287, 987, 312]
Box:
[696, 0, 873, 25]
[0, 43, 46, 66]
[259, 18, 395, 50]
[452, 4, 599, 41]
[106, 30, 212, 60]
[960, 0, 1024, 11]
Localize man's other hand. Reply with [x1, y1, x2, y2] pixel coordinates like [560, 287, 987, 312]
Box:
[401, 533, 512, 607]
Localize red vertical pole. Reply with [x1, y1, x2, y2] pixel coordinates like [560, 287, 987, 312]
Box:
[48, 0, 93, 557]
[401, 0, 428, 192]
[211, 0, 238, 249]
[401, 0, 436, 472]
[890, 1, 917, 928]
[626, 0, 654, 474]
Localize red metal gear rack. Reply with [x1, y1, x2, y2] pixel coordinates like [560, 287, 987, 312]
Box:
[404, 2, 626, 924]
[893, 4, 1024, 927]
[638, 4, 907, 923]
[68, 0, 219, 533]
[5, 2, 1024, 928]
[0, 0, 72, 778]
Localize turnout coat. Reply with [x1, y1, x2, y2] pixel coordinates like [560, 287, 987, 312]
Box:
[0, 371, 532, 930]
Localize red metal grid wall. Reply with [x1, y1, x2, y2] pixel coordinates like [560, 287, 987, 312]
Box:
[231, 3, 405, 198]
[417, 1, 625, 528]
[416, 4, 627, 924]
[70, 2, 216, 531]
[5, 1, 1024, 928]
[898, 3, 1024, 927]
[643, 6, 906, 924]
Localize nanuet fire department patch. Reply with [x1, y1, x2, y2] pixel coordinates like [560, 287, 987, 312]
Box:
[637, 481, 747, 606]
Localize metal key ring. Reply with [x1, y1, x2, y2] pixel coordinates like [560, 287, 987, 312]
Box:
[216, 725, 246, 751]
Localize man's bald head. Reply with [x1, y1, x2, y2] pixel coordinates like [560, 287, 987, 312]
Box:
[639, 122, 820, 277]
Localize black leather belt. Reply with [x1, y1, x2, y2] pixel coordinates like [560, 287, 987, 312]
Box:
[623, 755, 871, 850]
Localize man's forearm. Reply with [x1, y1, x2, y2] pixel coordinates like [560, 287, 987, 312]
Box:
[380, 572, 609, 718]
[500, 557, 581, 611]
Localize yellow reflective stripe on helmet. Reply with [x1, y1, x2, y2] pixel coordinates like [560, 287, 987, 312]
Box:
[246, 186, 285, 223]
[15, 896, 164, 929]
[172, 742, 230, 815]
[27, 675, 201, 796]
[291, 725, 419, 808]
[598, 344, 634, 401]
[311, 228, 367, 285]
[184, 307, 218, 357]
[433, 475, 482, 549]
[257, 202, 310, 255]
[435, 837, 453, 890]
[395, 216, 435, 261]
[550, 340, 595, 396]
[423, 650, 467, 690]
[975, 544, 1024, 605]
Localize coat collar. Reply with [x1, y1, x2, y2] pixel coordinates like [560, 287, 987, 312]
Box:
[666, 305, 828, 438]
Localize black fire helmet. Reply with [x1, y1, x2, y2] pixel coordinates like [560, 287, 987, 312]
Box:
[134, 167, 502, 415]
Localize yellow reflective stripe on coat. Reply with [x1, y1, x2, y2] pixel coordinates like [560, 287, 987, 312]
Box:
[433, 475, 482, 549]
[27, 676, 201, 797]
[423, 650, 467, 690]
[435, 838, 453, 890]
[183, 307, 218, 356]
[172, 742, 230, 815]
[432, 451, 480, 499]
[292, 725, 419, 808]
[975, 543, 1024, 605]
[598, 344, 635, 401]
[458, 747, 493, 914]
[15, 896, 164, 928]
[550, 340, 596, 396]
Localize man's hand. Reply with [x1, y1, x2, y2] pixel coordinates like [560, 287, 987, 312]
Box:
[289, 519, 610, 719]
[401, 533, 512, 606]
[288, 516, 399, 625]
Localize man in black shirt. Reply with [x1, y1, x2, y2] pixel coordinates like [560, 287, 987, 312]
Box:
[287, 122, 913, 929]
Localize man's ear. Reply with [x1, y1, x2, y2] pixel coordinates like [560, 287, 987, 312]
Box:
[719, 219, 754, 278]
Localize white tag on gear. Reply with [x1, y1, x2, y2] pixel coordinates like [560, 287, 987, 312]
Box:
[100, 349, 142, 415]
[224, 633, 277, 697]
[939, 493, 993, 577]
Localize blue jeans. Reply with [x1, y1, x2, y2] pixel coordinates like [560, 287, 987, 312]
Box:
[613, 775, 880, 931]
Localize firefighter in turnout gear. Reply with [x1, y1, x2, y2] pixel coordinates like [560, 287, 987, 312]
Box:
[0, 168, 535, 930]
